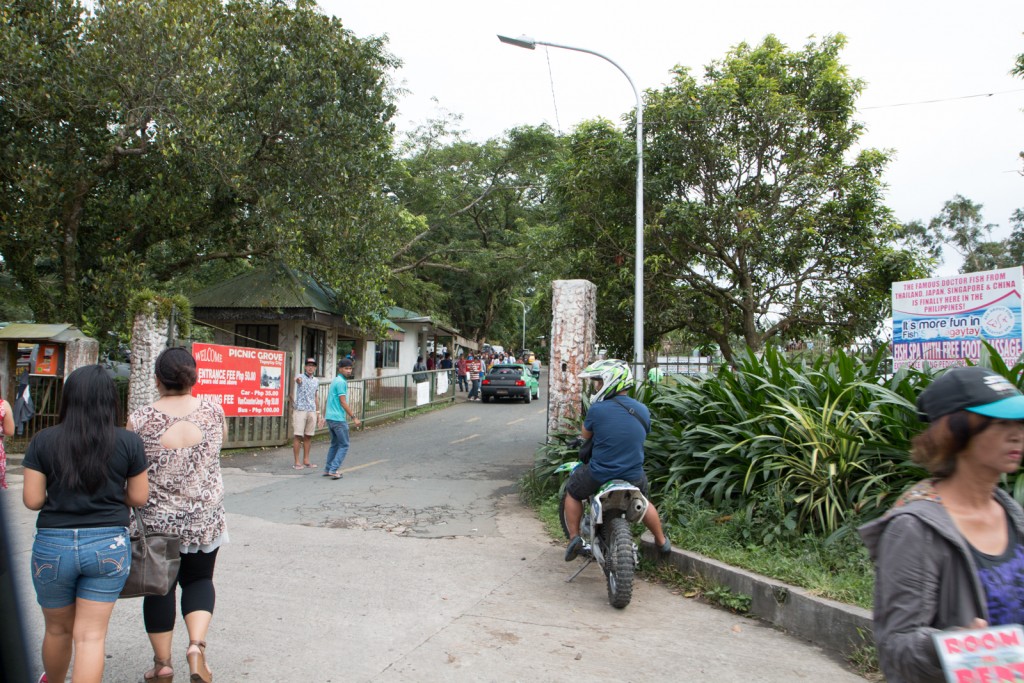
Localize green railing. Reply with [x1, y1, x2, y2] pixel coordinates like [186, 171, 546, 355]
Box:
[7, 371, 456, 452]
[315, 369, 455, 429]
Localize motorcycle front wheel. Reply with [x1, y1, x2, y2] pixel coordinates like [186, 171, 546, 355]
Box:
[604, 516, 634, 608]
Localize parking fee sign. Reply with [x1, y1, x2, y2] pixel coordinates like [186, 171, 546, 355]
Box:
[192, 343, 286, 417]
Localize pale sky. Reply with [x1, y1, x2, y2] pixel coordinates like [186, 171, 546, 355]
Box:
[323, 1, 1024, 272]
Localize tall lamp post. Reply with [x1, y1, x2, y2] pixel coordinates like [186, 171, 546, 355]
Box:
[512, 298, 527, 354]
[498, 34, 644, 377]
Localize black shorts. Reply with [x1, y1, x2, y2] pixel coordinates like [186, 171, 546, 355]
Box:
[565, 462, 649, 501]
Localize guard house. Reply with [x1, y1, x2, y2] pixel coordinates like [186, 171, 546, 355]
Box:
[190, 262, 404, 382]
[385, 306, 478, 373]
[0, 323, 100, 444]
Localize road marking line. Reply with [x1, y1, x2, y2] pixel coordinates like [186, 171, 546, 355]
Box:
[507, 418, 526, 425]
[451, 434, 481, 444]
[466, 417, 481, 423]
[340, 459, 388, 474]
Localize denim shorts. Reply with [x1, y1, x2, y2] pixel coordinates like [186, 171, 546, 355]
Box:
[31, 526, 131, 608]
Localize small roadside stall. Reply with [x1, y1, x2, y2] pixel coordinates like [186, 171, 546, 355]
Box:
[0, 323, 100, 448]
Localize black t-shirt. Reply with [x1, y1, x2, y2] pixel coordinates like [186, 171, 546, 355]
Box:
[23, 426, 148, 529]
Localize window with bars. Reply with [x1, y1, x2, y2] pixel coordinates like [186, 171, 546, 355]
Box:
[234, 324, 278, 349]
[376, 340, 399, 369]
[301, 327, 327, 374]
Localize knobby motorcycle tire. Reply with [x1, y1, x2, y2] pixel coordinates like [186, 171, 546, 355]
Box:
[557, 491, 571, 539]
[604, 516, 634, 609]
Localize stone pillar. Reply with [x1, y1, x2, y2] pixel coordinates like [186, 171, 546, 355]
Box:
[128, 303, 178, 413]
[63, 338, 99, 378]
[547, 279, 597, 436]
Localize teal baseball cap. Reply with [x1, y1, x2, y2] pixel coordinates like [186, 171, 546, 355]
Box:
[917, 366, 1024, 422]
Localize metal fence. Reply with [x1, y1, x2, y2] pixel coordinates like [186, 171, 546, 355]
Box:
[6, 371, 456, 452]
[3, 375, 69, 452]
[226, 369, 455, 448]
[652, 356, 719, 376]
[312, 369, 456, 428]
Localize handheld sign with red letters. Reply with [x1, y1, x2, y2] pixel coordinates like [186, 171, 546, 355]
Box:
[932, 624, 1024, 683]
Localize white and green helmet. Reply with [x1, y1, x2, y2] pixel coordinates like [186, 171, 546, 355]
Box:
[580, 358, 634, 402]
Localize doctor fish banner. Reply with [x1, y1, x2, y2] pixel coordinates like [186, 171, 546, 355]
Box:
[892, 267, 1024, 370]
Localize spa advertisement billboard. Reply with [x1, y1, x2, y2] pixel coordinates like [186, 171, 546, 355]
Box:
[891, 266, 1024, 371]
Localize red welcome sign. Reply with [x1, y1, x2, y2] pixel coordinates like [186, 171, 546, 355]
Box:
[192, 343, 287, 417]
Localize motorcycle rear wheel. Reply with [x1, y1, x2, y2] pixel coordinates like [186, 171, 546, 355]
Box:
[557, 492, 571, 539]
[604, 516, 634, 608]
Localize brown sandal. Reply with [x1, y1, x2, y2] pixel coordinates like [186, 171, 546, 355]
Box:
[186, 640, 212, 683]
[143, 656, 173, 683]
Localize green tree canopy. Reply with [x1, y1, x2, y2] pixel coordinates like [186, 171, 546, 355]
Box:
[1, 0, 405, 346]
[915, 195, 1024, 273]
[390, 117, 561, 344]
[551, 35, 930, 361]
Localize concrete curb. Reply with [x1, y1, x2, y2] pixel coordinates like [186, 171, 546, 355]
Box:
[641, 533, 874, 658]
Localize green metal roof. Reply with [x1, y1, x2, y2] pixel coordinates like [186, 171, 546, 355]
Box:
[387, 305, 429, 321]
[190, 263, 403, 332]
[191, 263, 338, 312]
[0, 323, 94, 342]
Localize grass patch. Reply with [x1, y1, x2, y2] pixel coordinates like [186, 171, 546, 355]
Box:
[524, 484, 874, 609]
[662, 499, 874, 609]
[638, 559, 752, 614]
[536, 496, 565, 540]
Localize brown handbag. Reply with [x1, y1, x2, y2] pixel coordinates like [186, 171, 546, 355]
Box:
[120, 508, 181, 599]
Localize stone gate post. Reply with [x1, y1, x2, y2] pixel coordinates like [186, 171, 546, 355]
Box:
[547, 280, 597, 436]
[128, 302, 179, 414]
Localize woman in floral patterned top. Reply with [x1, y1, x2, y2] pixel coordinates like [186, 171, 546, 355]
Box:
[128, 347, 226, 683]
[0, 396, 13, 489]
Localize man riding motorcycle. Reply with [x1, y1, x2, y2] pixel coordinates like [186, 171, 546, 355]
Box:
[563, 359, 672, 561]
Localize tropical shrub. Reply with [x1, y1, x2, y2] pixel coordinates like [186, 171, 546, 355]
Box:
[528, 342, 1024, 542]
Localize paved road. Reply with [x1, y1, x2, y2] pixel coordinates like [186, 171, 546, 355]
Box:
[4, 388, 868, 682]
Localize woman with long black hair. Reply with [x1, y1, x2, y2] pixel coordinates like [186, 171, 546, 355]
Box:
[130, 347, 226, 683]
[22, 365, 149, 683]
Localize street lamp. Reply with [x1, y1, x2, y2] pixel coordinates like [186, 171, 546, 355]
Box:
[512, 298, 527, 353]
[498, 34, 644, 377]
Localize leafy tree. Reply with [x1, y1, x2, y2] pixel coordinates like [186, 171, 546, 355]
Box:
[1, 0, 405, 346]
[927, 195, 1000, 272]
[551, 35, 929, 362]
[918, 196, 1024, 273]
[545, 119, 682, 360]
[390, 117, 561, 344]
[1008, 209, 1024, 266]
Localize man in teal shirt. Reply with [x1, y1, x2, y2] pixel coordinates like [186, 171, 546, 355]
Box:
[323, 358, 360, 479]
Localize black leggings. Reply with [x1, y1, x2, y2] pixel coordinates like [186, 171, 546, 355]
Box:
[143, 548, 218, 633]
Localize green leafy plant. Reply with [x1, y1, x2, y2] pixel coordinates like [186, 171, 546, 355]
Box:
[644, 344, 934, 538]
[703, 585, 752, 614]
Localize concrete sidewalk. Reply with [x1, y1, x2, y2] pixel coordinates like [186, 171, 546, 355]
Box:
[4, 399, 870, 682]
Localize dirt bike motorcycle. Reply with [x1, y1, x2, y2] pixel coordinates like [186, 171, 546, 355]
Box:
[556, 455, 649, 608]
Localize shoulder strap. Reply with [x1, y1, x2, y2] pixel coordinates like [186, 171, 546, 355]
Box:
[610, 396, 650, 434]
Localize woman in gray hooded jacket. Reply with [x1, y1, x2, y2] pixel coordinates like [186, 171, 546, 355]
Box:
[859, 366, 1024, 683]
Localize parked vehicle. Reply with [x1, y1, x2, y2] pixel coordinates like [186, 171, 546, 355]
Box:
[480, 364, 539, 403]
[556, 456, 648, 608]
